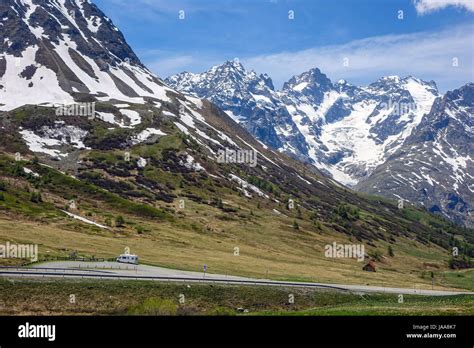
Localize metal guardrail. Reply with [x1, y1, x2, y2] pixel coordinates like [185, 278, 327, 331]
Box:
[38, 257, 110, 262]
[0, 264, 137, 272]
[1, 270, 471, 295]
[0, 270, 348, 291]
[11, 256, 114, 268]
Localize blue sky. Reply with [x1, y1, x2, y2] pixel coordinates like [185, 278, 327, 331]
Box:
[94, 0, 474, 91]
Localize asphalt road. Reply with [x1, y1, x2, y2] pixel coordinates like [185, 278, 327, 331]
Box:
[0, 261, 472, 296]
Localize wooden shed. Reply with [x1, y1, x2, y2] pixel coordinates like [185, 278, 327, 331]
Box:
[362, 260, 376, 272]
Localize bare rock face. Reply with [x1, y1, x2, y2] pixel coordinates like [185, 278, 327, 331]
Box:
[356, 83, 474, 227]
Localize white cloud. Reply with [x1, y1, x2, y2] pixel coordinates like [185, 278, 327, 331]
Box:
[241, 24, 474, 92]
[414, 0, 474, 14]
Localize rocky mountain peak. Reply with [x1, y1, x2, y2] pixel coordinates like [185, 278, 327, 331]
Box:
[445, 82, 474, 104]
[368, 75, 439, 96]
[1, 0, 142, 67]
[283, 67, 333, 93]
[164, 61, 280, 125]
[220, 59, 245, 71]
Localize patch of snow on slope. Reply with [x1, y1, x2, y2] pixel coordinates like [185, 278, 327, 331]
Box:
[0, 46, 75, 111]
[251, 93, 272, 104]
[20, 125, 89, 157]
[185, 95, 203, 108]
[229, 174, 269, 198]
[174, 122, 190, 135]
[180, 154, 204, 171]
[41, 125, 89, 149]
[398, 77, 438, 140]
[292, 82, 308, 92]
[162, 111, 176, 117]
[77, 0, 102, 33]
[315, 161, 358, 186]
[119, 109, 141, 127]
[61, 210, 109, 229]
[96, 112, 119, 126]
[19, 0, 44, 39]
[224, 110, 245, 123]
[132, 128, 166, 145]
[20, 129, 65, 157]
[23, 167, 39, 177]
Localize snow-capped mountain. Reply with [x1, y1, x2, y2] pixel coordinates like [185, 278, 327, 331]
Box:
[166, 62, 440, 185]
[0, 0, 245, 166]
[0, 0, 172, 111]
[357, 83, 474, 227]
[166, 62, 473, 227]
[165, 60, 295, 153]
[315, 75, 439, 184]
[165, 60, 277, 123]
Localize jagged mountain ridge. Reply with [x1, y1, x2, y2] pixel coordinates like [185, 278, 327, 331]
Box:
[165, 61, 292, 152]
[357, 83, 474, 227]
[166, 61, 473, 227]
[166, 62, 440, 185]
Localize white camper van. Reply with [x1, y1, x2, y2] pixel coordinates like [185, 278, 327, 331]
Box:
[116, 254, 139, 265]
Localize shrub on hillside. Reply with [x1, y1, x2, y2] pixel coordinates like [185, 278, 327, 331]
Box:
[448, 256, 472, 269]
[334, 203, 360, 221]
[115, 215, 125, 227]
[30, 191, 42, 203]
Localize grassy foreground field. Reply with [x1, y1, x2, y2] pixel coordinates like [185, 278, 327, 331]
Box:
[0, 279, 472, 316]
[0, 216, 471, 292]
